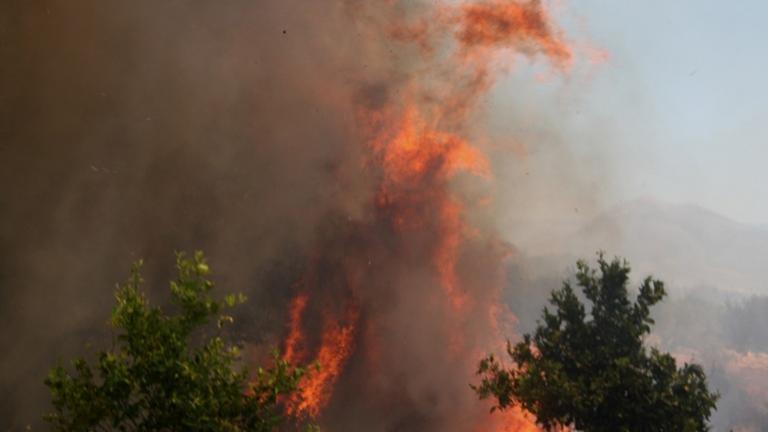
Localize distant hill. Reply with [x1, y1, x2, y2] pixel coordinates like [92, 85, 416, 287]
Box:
[504, 198, 768, 431]
[523, 198, 768, 298]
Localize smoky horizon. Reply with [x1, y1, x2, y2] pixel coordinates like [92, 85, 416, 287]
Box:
[1, 1, 766, 431]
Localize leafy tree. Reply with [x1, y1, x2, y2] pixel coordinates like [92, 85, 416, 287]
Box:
[475, 254, 719, 432]
[45, 252, 306, 432]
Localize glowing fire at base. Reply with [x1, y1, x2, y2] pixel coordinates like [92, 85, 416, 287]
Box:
[285, 302, 359, 418]
[266, 0, 579, 430]
[474, 407, 541, 432]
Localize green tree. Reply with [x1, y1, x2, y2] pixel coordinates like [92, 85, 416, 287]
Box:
[475, 254, 719, 432]
[45, 252, 306, 432]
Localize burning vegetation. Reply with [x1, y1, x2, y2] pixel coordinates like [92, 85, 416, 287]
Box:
[7, 0, 728, 428]
[11, 0, 729, 430]
[269, 0, 573, 429]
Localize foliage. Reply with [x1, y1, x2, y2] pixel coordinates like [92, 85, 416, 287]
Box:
[45, 252, 306, 432]
[475, 254, 719, 432]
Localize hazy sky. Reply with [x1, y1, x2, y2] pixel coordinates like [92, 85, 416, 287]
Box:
[491, 0, 768, 225]
[572, 0, 768, 224]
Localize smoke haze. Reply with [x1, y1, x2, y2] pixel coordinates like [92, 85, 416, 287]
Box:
[0, 0, 576, 428]
[1, 0, 388, 427]
[2, 1, 763, 431]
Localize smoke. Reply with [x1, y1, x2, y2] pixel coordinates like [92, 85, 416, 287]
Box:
[267, 1, 576, 430]
[503, 195, 768, 430]
[0, 0, 383, 427]
[652, 294, 768, 431]
[0, 0, 603, 430]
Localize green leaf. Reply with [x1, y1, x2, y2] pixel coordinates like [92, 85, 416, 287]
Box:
[474, 253, 719, 431]
[44, 251, 308, 432]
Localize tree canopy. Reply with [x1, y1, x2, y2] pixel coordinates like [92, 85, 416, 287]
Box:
[475, 254, 719, 432]
[45, 252, 306, 432]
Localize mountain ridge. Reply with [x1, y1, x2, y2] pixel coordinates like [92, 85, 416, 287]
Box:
[524, 198, 768, 297]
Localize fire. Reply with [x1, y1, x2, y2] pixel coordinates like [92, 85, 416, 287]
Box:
[286, 303, 359, 418]
[370, 106, 490, 311]
[456, 0, 572, 69]
[374, 106, 491, 186]
[281, 257, 364, 418]
[283, 292, 308, 365]
[475, 407, 541, 432]
[268, 0, 578, 430]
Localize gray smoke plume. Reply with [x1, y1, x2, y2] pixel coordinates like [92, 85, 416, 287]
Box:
[0, 0, 390, 428]
[0, 1, 607, 430]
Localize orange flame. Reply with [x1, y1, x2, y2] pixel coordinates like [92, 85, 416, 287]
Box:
[456, 0, 572, 69]
[272, 0, 580, 429]
[283, 292, 308, 365]
[369, 106, 490, 310]
[286, 303, 359, 418]
[475, 406, 541, 432]
[375, 106, 491, 186]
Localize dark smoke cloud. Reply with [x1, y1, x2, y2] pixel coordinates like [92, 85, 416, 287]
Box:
[0, 1, 400, 428]
[0, 0, 600, 430]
